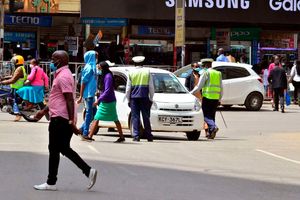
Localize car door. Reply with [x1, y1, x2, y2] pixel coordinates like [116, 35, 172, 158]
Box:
[112, 72, 130, 128]
[223, 66, 251, 104]
[214, 66, 231, 104]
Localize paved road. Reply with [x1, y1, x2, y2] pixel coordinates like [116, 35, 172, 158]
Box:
[0, 104, 299, 200]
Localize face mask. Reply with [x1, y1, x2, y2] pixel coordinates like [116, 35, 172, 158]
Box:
[97, 69, 102, 75]
[50, 61, 60, 72]
[29, 64, 34, 68]
[50, 63, 57, 72]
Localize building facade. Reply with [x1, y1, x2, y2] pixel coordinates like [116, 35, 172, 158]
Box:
[81, 0, 300, 69]
[3, 0, 81, 61]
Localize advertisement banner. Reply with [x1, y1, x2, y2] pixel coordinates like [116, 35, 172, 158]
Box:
[175, 0, 185, 47]
[65, 36, 78, 55]
[216, 28, 230, 51]
[81, 0, 300, 25]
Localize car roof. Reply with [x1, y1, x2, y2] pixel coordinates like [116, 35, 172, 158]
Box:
[212, 61, 253, 69]
[110, 66, 172, 74]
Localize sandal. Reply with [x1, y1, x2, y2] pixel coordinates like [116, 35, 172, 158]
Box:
[114, 137, 125, 143]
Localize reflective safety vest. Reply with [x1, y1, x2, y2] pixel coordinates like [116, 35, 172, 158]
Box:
[129, 68, 150, 98]
[202, 69, 222, 100]
[11, 66, 27, 90]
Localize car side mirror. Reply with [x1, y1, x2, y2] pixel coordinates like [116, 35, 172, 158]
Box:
[117, 85, 126, 93]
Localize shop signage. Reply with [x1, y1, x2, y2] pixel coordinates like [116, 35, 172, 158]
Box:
[175, 0, 185, 47]
[4, 15, 52, 27]
[81, 0, 300, 25]
[230, 28, 260, 41]
[65, 36, 78, 56]
[137, 26, 174, 36]
[4, 32, 36, 49]
[80, 18, 128, 27]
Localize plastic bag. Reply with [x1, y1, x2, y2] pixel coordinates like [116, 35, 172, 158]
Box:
[285, 91, 291, 106]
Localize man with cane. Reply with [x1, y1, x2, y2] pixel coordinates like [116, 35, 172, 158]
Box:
[191, 58, 223, 139]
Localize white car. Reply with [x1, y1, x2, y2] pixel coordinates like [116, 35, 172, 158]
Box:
[174, 62, 265, 111]
[97, 66, 204, 140]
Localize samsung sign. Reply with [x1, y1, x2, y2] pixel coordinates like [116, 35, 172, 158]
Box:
[165, 0, 250, 9]
[5, 15, 52, 27]
[81, 0, 300, 25]
[165, 0, 300, 11]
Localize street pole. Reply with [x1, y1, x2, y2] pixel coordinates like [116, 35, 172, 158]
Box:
[0, 0, 5, 61]
[175, 0, 185, 68]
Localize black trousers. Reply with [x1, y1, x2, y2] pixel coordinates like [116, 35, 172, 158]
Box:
[273, 88, 284, 110]
[47, 117, 91, 185]
[202, 97, 219, 132]
[292, 81, 300, 102]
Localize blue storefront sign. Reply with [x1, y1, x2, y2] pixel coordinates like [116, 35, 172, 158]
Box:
[5, 15, 52, 27]
[4, 32, 36, 49]
[80, 18, 128, 27]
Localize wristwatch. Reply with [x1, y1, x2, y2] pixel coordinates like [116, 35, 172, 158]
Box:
[68, 120, 73, 125]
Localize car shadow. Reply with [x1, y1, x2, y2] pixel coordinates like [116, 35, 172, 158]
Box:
[218, 106, 270, 112]
[97, 133, 246, 143]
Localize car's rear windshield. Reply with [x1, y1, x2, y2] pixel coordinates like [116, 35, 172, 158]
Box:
[152, 73, 187, 94]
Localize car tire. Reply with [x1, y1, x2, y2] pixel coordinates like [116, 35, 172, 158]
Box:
[245, 92, 263, 111]
[129, 117, 145, 139]
[186, 131, 201, 141]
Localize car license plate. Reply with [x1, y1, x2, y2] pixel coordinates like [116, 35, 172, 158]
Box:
[159, 116, 182, 124]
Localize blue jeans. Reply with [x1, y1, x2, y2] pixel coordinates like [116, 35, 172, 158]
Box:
[11, 88, 20, 114]
[130, 98, 153, 140]
[81, 97, 96, 136]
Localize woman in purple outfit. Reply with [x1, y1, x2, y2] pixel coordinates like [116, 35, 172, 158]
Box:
[83, 60, 125, 143]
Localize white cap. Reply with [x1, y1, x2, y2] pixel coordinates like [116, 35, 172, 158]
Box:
[105, 60, 115, 67]
[200, 58, 214, 64]
[132, 56, 145, 63]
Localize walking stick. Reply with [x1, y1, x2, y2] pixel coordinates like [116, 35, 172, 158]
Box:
[219, 110, 228, 128]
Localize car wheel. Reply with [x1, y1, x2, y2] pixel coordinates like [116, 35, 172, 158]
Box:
[245, 92, 263, 111]
[186, 131, 201, 141]
[129, 117, 145, 139]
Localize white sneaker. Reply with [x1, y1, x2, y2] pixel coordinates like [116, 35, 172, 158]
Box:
[87, 168, 97, 190]
[33, 183, 57, 191]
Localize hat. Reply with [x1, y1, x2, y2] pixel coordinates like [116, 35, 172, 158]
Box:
[132, 56, 145, 63]
[200, 58, 214, 64]
[100, 60, 115, 67]
[105, 60, 115, 67]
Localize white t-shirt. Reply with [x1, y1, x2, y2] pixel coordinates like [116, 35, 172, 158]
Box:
[290, 65, 300, 82]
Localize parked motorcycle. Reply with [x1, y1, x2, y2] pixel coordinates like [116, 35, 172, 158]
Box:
[0, 84, 49, 122]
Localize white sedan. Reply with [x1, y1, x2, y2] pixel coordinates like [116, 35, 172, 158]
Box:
[98, 66, 204, 141]
[174, 62, 265, 111]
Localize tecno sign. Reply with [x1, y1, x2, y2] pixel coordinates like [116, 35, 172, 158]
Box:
[10, 16, 40, 25]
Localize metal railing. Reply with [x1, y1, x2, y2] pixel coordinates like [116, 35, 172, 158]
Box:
[1, 61, 178, 92]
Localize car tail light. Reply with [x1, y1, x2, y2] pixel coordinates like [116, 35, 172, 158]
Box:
[257, 78, 263, 84]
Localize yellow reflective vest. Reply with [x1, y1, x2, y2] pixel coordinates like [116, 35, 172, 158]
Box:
[202, 69, 222, 100]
